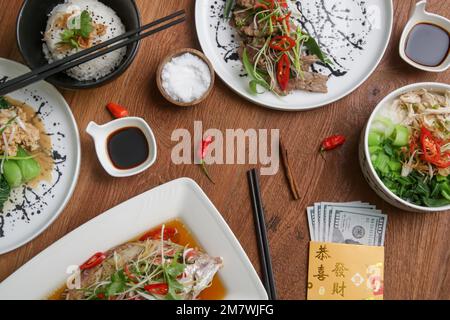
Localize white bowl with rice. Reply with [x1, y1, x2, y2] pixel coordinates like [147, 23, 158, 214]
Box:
[43, 0, 127, 82]
[359, 82, 450, 213]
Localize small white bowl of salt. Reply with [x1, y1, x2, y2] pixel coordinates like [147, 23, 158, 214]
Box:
[157, 48, 215, 107]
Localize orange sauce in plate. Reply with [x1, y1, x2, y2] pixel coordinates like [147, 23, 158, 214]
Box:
[48, 219, 226, 300]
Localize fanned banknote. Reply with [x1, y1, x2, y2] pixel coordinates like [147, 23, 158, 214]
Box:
[306, 202, 387, 246]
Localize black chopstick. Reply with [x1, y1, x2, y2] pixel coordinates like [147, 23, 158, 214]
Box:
[247, 169, 277, 300]
[0, 10, 186, 96]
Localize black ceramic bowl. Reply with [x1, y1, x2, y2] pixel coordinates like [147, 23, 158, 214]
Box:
[16, 0, 141, 90]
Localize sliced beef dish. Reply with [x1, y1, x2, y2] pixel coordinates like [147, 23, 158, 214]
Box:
[228, 0, 329, 95]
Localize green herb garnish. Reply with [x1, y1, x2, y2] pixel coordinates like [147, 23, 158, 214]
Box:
[304, 36, 332, 66]
[105, 270, 127, 297]
[58, 10, 94, 49]
[162, 251, 186, 300]
[242, 48, 270, 95]
[0, 97, 10, 110]
[224, 0, 235, 20]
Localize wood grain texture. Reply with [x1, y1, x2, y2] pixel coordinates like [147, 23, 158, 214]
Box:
[0, 0, 449, 300]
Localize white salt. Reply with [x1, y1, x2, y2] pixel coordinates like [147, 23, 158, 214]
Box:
[161, 53, 212, 103]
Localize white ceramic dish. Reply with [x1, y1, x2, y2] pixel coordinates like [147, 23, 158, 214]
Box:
[195, 0, 393, 111]
[0, 178, 268, 300]
[359, 82, 450, 213]
[0, 58, 81, 254]
[399, 0, 450, 73]
[86, 117, 157, 178]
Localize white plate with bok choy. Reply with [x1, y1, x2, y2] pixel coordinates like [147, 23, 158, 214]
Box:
[0, 58, 80, 254]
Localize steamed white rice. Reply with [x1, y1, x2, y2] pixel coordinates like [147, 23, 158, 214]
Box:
[43, 0, 126, 81]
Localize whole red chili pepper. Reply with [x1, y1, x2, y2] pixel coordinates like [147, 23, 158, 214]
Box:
[320, 135, 346, 152]
[106, 102, 129, 119]
[198, 137, 215, 184]
[198, 136, 213, 160]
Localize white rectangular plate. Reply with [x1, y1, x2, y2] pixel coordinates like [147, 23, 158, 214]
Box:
[0, 178, 268, 300]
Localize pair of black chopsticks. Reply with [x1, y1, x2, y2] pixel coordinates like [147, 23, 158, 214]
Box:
[0, 10, 186, 96]
[247, 169, 277, 300]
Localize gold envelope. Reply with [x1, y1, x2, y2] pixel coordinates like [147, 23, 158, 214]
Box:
[307, 242, 385, 300]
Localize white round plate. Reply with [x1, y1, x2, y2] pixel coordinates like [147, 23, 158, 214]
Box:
[195, 0, 393, 111]
[0, 58, 81, 254]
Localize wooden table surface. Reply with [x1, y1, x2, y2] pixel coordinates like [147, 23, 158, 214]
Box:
[0, 0, 449, 300]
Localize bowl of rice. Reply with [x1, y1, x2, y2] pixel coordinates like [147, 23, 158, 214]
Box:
[16, 0, 141, 90]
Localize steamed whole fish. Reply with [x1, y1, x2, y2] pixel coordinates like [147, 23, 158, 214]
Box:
[64, 233, 223, 300]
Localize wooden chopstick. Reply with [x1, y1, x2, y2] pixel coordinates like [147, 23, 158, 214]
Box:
[247, 169, 277, 300]
[0, 10, 186, 96]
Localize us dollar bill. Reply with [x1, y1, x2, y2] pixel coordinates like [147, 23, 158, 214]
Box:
[314, 203, 320, 241]
[307, 207, 316, 241]
[330, 207, 387, 246]
[322, 202, 377, 242]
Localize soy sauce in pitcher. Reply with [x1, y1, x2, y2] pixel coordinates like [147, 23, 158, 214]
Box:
[405, 23, 450, 67]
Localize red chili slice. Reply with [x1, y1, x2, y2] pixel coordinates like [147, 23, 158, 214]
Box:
[419, 126, 450, 168]
[80, 252, 106, 270]
[139, 227, 178, 241]
[272, 11, 291, 33]
[421, 126, 441, 162]
[254, 3, 269, 10]
[276, 11, 291, 22]
[278, 0, 288, 8]
[432, 152, 450, 169]
[124, 264, 138, 283]
[269, 36, 295, 51]
[97, 293, 106, 300]
[144, 283, 169, 296]
[256, 0, 287, 11]
[276, 53, 290, 91]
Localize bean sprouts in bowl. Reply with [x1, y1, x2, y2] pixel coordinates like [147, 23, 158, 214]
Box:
[360, 82, 450, 213]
